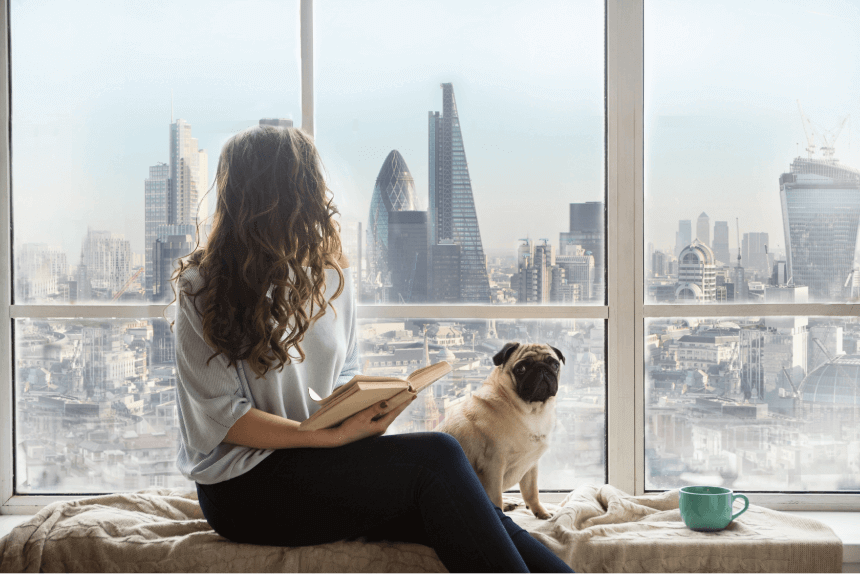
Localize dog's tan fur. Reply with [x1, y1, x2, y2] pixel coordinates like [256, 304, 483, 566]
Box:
[433, 343, 559, 519]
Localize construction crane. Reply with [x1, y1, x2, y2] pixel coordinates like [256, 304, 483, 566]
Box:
[111, 267, 144, 302]
[797, 100, 849, 159]
[797, 100, 817, 158]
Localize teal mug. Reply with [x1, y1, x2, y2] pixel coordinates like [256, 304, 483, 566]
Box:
[679, 486, 749, 532]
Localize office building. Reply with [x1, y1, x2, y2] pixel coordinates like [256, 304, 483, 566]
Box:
[387, 211, 428, 303]
[675, 220, 692, 258]
[82, 229, 131, 298]
[696, 212, 710, 248]
[675, 241, 716, 302]
[144, 163, 169, 296]
[559, 202, 604, 301]
[430, 241, 461, 303]
[713, 221, 730, 265]
[428, 83, 491, 303]
[742, 232, 770, 275]
[169, 119, 209, 230]
[780, 157, 860, 300]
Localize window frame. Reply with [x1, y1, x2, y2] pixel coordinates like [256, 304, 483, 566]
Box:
[1, 0, 858, 515]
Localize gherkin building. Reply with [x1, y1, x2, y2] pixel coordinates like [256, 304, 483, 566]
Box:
[367, 150, 419, 283]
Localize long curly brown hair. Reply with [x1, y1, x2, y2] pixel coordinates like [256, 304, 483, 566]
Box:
[169, 125, 345, 379]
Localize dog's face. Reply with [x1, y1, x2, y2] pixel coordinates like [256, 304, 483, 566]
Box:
[492, 342, 565, 403]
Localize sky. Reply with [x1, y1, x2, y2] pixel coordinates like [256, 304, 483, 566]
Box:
[11, 0, 860, 265]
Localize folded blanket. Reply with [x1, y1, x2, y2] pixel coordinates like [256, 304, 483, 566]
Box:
[0, 484, 843, 573]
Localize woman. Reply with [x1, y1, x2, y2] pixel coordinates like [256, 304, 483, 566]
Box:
[170, 124, 573, 573]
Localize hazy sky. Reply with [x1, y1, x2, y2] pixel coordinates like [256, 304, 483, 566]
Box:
[11, 0, 602, 259]
[13, 0, 860, 266]
[646, 0, 860, 255]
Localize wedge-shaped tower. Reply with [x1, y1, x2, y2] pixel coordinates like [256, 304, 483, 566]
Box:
[428, 83, 491, 303]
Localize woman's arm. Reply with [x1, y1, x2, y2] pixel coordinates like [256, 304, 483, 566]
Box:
[223, 397, 416, 450]
[223, 408, 341, 449]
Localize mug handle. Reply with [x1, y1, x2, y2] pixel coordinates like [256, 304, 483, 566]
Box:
[732, 494, 750, 521]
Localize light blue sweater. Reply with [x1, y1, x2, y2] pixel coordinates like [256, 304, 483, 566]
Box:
[173, 265, 360, 485]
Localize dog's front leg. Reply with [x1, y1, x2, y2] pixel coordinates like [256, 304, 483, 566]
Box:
[520, 465, 552, 519]
[477, 459, 506, 510]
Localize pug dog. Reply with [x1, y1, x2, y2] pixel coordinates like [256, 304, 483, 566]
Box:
[433, 342, 564, 519]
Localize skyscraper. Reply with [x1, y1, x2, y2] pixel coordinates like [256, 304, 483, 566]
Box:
[780, 157, 860, 300]
[675, 220, 692, 258]
[82, 229, 131, 297]
[146, 120, 208, 301]
[559, 202, 604, 300]
[428, 83, 491, 303]
[713, 221, 730, 265]
[387, 211, 428, 303]
[169, 119, 209, 229]
[696, 212, 710, 248]
[742, 232, 770, 275]
[366, 150, 420, 298]
[144, 162, 169, 296]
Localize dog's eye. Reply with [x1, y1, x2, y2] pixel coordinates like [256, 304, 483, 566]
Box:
[551, 363, 559, 372]
[515, 364, 527, 374]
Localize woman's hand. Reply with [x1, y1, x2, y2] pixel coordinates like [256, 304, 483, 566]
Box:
[329, 395, 417, 447]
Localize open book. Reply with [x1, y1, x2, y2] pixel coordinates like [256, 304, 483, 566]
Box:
[298, 361, 453, 431]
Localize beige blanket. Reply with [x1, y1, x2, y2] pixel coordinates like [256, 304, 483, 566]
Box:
[0, 485, 842, 573]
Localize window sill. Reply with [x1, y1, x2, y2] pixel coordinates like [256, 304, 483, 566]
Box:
[1, 510, 857, 570]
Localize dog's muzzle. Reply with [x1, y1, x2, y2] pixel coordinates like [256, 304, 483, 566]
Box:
[515, 363, 559, 403]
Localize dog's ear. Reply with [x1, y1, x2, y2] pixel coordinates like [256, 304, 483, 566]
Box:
[550, 345, 566, 365]
[493, 342, 520, 366]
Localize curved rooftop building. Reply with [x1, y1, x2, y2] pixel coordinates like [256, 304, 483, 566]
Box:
[797, 354, 860, 407]
[675, 240, 716, 302]
[367, 150, 419, 282]
[780, 157, 860, 301]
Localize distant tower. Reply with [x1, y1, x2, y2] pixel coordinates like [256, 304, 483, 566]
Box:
[559, 202, 604, 300]
[696, 212, 710, 248]
[259, 118, 293, 128]
[169, 119, 208, 230]
[428, 83, 491, 303]
[675, 220, 692, 258]
[144, 162, 169, 296]
[713, 221, 730, 265]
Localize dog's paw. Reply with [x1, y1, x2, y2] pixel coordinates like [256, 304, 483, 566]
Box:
[502, 496, 523, 512]
[531, 506, 554, 520]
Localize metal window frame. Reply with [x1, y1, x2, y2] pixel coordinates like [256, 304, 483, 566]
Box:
[1, 0, 857, 514]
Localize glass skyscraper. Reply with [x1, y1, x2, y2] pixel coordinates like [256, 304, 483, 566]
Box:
[428, 83, 491, 303]
[366, 150, 420, 291]
[780, 157, 860, 301]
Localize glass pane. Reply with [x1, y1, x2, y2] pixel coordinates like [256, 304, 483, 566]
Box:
[646, 317, 860, 492]
[318, 0, 605, 305]
[361, 317, 606, 490]
[16, 318, 191, 493]
[15, 317, 605, 493]
[646, 0, 860, 304]
[11, 0, 301, 304]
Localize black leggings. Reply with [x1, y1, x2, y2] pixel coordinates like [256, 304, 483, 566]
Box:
[196, 432, 573, 573]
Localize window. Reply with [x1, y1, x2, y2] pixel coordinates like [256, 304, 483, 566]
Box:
[644, 0, 860, 502]
[2, 0, 856, 512]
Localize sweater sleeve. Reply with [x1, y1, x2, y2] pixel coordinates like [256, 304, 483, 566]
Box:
[332, 289, 361, 390]
[173, 286, 253, 456]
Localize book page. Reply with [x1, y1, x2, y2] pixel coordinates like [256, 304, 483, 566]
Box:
[406, 361, 452, 392]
